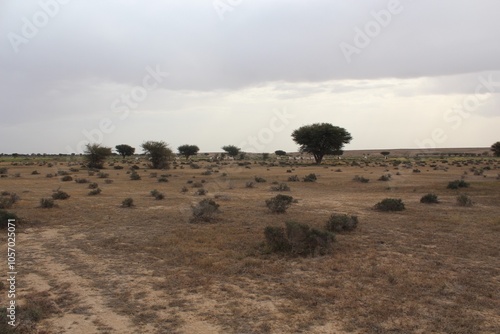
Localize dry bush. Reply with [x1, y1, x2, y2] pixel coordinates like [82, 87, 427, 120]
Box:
[325, 213, 358, 233]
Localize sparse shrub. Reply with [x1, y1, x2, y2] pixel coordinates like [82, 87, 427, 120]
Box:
[69, 167, 79, 172]
[88, 188, 102, 196]
[255, 176, 267, 183]
[374, 198, 405, 211]
[181, 186, 188, 193]
[88, 182, 98, 189]
[88, 171, 95, 176]
[270, 183, 291, 191]
[245, 181, 255, 188]
[31, 170, 40, 175]
[457, 194, 473, 207]
[158, 176, 168, 183]
[264, 226, 290, 253]
[149, 172, 158, 178]
[447, 180, 470, 189]
[0, 167, 8, 175]
[190, 199, 220, 223]
[378, 174, 392, 181]
[0, 193, 19, 209]
[325, 214, 358, 233]
[190, 163, 201, 169]
[420, 193, 439, 204]
[192, 182, 203, 188]
[74, 178, 89, 184]
[46, 173, 54, 178]
[40, 198, 55, 208]
[130, 171, 141, 180]
[52, 190, 70, 200]
[61, 175, 73, 182]
[288, 175, 300, 182]
[265, 194, 294, 213]
[353, 175, 369, 183]
[196, 188, 207, 196]
[0, 210, 18, 229]
[265, 222, 334, 257]
[201, 170, 212, 176]
[413, 169, 421, 173]
[104, 179, 113, 184]
[97, 172, 109, 179]
[121, 198, 134, 207]
[150, 190, 165, 200]
[114, 165, 124, 170]
[57, 170, 69, 176]
[303, 173, 317, 182]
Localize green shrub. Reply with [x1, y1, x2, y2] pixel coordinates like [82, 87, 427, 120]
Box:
[374, 198, 405, 211]
[52, 190, 70, 200]
[420, 193, 439, 204]
[353, 175, 370, 183]
[190, 199, 220, 223]
[378, 174, 392, 181]
[0, 193, 19, 209]
[265, 194, 294, 214]
[88, 188, 102, 196]
[88, 182, 99, 189]
[196, 188, 207, 196]
[40, 198, 55, 208]
[158, 176, 168, 183]
[325, 214, 358, 233]
[457, 194, 473, 207]
[121, 198, 134, 207]
[61, 175, 73, 182]
[303, 173, 317, 182]
[0, 210, 18, 229]
[130, 171, 141, 180]
[150, 190, 165, 200]
[264, 221, 334, 257]
[270, 183, 291, 191]
[447, 180, 470, 189]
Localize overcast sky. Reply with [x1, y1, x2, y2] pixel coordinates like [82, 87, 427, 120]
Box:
[1, 0, 499, 154]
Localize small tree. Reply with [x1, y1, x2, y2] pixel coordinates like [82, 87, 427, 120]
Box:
[491, 141, 500, 157]
[381, 151, 390, 160]
[84, 143, 112, 169]
[115, 144, 135, 158]
[292, 123, 352, 164]
[275, 150, 287, 156]
[222, 145, 241, 158]
[141, 141, 173, 169]
[178, 144, 200, 160]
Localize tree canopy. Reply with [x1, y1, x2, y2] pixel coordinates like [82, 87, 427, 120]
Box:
[222, 145, 241, 157]
[178, 144, 200, 160]
[85, 143, 112, 169]
[141, 141, 173, 169]
[115, 144, 135, 158]
[275, 150, 287, 156]
[291, 123, 352, 164]
[491, 141, 500, 157]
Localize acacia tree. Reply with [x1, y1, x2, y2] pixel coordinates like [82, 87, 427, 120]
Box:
[178, 144, 200, 160]
[115, 144, 135, 158]
[381, 151, 390, 160]
[141, 141, 173, 169]
[275, 150, 287, 156]
[84, 143, 112, 169]
[491, 141, 500, 157]
[291, 123, 352, 164]
[222, 145, 241, 158]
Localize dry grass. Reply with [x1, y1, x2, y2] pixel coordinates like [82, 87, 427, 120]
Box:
[0, 156, 499, 333]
